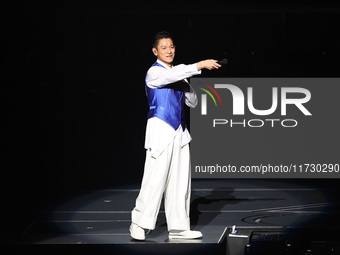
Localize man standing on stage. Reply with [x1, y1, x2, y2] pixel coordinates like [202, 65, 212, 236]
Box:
[130, 31, 221, 240]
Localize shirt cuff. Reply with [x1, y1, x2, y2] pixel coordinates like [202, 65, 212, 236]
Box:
[189, 63, 202, 75]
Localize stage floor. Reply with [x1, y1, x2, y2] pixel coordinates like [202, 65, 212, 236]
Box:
[2, 179, 340, 254]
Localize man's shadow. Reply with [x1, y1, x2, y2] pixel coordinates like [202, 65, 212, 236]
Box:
[190, 187, 283, 228]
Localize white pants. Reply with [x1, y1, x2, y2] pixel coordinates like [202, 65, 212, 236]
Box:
[131, 133, 191, 231]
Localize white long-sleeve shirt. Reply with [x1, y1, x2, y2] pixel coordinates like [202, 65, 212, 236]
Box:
[144, 59, 201, 158]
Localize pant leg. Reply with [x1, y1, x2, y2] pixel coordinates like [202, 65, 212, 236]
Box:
[131, 141, 174, 230]
[164, 136, 191, 232]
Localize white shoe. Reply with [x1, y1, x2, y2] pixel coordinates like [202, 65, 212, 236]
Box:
[169, 230, 203, 240]
[129, 223, 145, 241]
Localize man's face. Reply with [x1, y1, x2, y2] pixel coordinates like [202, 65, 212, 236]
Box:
[152, 38, 175, 67]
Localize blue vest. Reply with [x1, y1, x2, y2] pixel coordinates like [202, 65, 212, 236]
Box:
[146, 62, 186, 131]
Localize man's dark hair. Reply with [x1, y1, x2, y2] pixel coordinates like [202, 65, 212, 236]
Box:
[152, 31, 173, 48]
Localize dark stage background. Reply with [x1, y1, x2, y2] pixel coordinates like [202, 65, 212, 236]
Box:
[2, 2, 340, 192]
